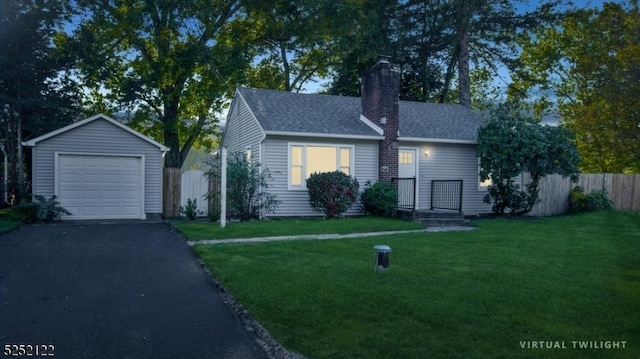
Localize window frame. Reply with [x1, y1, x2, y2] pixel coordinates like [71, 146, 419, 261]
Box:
[287, 143, 355, 190]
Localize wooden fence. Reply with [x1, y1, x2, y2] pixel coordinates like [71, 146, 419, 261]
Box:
[163, 167, 181, 218]
[529, 173, 640, 216]
[163, 168, 212, 218]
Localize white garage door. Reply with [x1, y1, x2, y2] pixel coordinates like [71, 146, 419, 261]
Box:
[57, 154, 144, 220]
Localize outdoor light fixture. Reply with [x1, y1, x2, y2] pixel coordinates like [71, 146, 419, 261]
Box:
[424, 149, 430, 157]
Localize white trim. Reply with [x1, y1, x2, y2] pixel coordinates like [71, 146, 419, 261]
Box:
[54, 151, 146, 220]
[245, 145, 252, 164]
[265, 130, 383, 140]
[287, 142, 355, 191]
[23, 114, 169, 152]
[399, 147, 419, 209]
[398, 136, 477, 144]
[359, 115, 384, 135]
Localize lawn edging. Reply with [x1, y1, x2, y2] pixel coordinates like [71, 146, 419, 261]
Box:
[193, 256, 307, 359]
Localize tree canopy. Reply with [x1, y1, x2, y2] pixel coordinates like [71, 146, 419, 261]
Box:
[511, 2, 640, 173]
[0, 0, 80, 200]
[478, 103, 581, 215]
[59, 0, 252, 168]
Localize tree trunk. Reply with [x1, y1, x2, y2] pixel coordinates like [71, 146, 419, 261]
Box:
[457, 30, 471, 109]
[162, 96, 182, 168]
[456, 1, 472, 109]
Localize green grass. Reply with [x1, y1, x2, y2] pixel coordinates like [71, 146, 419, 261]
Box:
[0, 210, 20, 233]
[193, 211, 640, 359]
[173, 216, 425, 240]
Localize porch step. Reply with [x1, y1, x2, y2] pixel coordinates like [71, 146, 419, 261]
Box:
[413, 210, 471, 227]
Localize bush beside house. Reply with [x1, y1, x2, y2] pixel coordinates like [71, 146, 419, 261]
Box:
[360, 181, 398, 217]
[307, 171, 359, 218]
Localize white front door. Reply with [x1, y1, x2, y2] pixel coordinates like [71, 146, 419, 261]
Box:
[398, 148, 418, 208]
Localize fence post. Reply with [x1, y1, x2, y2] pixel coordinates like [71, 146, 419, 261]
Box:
[163, 167, 181, 218]
[220, 147, 227, 228]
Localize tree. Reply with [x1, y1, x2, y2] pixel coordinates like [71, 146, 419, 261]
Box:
[0, 0, 80, 202]
[244, 0, 362, 92]
[325, 0, 562, 108]
[60, 0, 252, 168]
[478, 103, 581, 215]
[511, 2, 640, 172]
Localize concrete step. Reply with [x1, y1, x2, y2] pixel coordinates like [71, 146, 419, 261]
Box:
[417, 217, 471, 227]
[413, 210, 464, 219]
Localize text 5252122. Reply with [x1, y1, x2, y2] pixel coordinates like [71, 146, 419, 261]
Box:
[3, 344, 55, 357]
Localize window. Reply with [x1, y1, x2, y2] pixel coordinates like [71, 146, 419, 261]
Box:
[399, 151, 413, 164]
[478, 158, 492, 190]
[289, 144, 353, 189]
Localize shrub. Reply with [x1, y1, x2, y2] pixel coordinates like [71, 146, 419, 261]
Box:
[361, 181, 398, 217]
[569, 186, 588, 213]
[205, 152, 280, 222]
[586, 190, 613, 211]
[179, 198, 203, 220]
[8, 195, 71, 223]
[569, 186, 613, 213]
[307, 171, 359, 218]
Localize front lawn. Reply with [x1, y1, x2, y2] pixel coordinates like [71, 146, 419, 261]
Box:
[173, 216, 424, 241]
[0, 210, 20, 233]
[193, 211, 640, 359]
[0, 219, 20, 233]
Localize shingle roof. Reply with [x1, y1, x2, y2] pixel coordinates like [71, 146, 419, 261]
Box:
[399, 101, 483, 141]
[238, 87, 379, 137]
[237, 87, 482, 141]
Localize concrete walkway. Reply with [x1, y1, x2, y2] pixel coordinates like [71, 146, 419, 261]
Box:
[187, 226, 476, 246]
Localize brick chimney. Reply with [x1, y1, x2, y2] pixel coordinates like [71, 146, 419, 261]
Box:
[361, 55, 400, 183]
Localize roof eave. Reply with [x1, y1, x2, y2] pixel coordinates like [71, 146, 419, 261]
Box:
[22, 113, 170, 152]
[398, 136, 477, 144]
[264, 130, 384, 140]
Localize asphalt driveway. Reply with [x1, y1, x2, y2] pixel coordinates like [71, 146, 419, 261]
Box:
[0, 222, 268, 359]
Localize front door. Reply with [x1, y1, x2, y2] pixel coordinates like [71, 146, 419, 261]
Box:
[398, 148, 418, 209]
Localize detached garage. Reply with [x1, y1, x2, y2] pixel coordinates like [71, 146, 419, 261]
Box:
[23, 114, 169, 220]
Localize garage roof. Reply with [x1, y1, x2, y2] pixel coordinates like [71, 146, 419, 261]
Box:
[23, 113, 170, 152]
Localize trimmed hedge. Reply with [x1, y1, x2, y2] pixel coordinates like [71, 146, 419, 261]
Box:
[307, 171, 359, 218]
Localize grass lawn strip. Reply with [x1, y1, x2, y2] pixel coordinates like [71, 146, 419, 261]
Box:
[187, 227, 476, 245]
[193, 211, 640, 359]
[187, 229, 427, 245]
[173, 216, 425, 241]
[0, 218, 21, 233]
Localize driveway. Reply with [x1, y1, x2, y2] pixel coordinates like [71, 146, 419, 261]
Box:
[0, 222, 268, 359]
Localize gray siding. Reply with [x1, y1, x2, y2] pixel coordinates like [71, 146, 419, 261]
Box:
[222, 92, 264, 163]
[401, 141, 492, 215]
[262, 135, 378, 217]
[31, 119, 165, 215]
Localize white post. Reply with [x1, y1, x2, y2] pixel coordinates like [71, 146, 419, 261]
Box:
[0, 143, 7, 204]
[220, 147, 227, 228]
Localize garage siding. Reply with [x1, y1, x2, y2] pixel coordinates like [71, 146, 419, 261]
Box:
[30, 119, 165, 216]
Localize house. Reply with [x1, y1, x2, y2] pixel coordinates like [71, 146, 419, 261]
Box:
[23, 114, 169, 220]
[222, 56, 491, 217]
